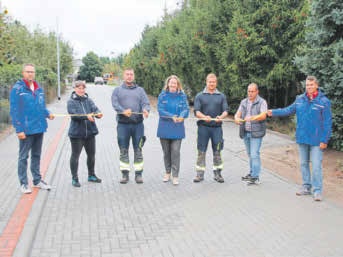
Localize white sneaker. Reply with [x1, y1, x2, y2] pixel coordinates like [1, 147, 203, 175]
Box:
[163, 173, 171, 182]
[33, 180, 52, 190]
[172, 177, 179, 185]
[20, 184, 32, 194]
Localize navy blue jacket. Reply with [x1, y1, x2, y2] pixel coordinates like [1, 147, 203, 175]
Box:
[194, 88, 229, 127]
[67, 92, 101, 138]
[157, 90, 189, 139]
[10, 79, 50, 135]
[272, 90, 332, 145]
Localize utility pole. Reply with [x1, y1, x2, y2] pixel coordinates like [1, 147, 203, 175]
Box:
[56, 17, 61, 100]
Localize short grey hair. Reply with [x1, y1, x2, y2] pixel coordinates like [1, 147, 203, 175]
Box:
[306, 75, 319, 85]
[22, 63, 35, 71]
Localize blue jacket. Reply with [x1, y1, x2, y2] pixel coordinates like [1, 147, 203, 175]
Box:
[10, 79, 50, 135]
[272, 90, 332, 145]
[157, 90, 189, 139]
[67, 92, 101, 138]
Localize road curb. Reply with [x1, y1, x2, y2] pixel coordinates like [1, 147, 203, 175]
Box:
[12, 118, 69, 257]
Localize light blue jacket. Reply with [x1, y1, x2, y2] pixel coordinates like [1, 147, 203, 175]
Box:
[157, 90, 189, 139]
[272, 90, 332, 145]
[10, 79, 50, 135]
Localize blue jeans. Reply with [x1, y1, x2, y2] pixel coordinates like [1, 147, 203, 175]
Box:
[117, 122, 144, 150]
[298, 143, 323, 194]
[18, 133, 43, 186]
[243, 132, 262, 178]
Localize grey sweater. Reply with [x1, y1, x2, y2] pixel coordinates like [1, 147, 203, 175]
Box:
[111, 83, 150, 124]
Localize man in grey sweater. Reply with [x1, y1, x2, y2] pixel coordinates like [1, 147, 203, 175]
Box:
[111, 68, 150, 184]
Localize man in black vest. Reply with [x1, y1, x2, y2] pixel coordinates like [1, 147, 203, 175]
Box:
[234, 83, 267, 185]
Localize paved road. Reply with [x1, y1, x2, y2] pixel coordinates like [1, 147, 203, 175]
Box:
[1, 84, 342, 257]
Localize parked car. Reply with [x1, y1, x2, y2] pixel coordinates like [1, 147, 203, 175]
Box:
[94, 77, 104, 85]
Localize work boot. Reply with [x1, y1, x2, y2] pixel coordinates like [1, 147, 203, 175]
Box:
[213, 170, 224, 183]
[193, 171, 204, 183]
[135, 172, 143, 184]
[120, 171, 129, 184]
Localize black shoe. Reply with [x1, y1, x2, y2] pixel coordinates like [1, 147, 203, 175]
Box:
[72, 179, 81, 187]
[213, 170, 224, 183]
[246, 177, 260, 185]
[241, 173, 252, 181]
[135, 173, 143, 184]
[120, 173, 129, 184]
[88, 175, 102, 183]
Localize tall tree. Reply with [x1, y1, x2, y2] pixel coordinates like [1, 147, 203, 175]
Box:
[79, 52, 103, 82]
[295, 0, 343, 150]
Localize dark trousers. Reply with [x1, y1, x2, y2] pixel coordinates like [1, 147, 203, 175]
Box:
[69, 136, 96, 179]
[197, 125, 223, 152]
[18, 133, 43, 185]
[117, 122, 144, 149]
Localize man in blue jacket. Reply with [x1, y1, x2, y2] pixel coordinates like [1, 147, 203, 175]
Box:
[111, 68, 150, 184]
[267, 76, 332, 201]
[10, 63, 54, 194]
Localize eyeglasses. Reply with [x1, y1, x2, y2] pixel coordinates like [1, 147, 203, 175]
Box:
[248, 90, 257, 93]
[24, 71, 35, 73]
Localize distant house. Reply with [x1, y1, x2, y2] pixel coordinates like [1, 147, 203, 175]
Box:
[73, 59, 83, 76]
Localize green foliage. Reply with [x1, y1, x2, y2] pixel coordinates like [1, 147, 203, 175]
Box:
[0, 17, 73, 90]
[295, 0, 343, 151]
[0, 12, 15, 65]
[79, 52, 103, 82]
[124, 0, 307, 115]
[0, 64, 22, 85]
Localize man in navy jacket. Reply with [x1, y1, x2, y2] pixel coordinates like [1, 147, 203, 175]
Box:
[10, 63, 54, 194]
[268, 76, 332, 201]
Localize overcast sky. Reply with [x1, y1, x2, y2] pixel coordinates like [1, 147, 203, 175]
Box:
[2, 0, 179, 59]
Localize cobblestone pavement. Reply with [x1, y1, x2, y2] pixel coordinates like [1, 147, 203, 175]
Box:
[1, 85, 342, 257]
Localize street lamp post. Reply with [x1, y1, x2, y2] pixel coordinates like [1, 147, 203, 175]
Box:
[56, 17, 61, 100]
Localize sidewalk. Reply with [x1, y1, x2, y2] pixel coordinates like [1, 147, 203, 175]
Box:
[1, 84, 343, 257]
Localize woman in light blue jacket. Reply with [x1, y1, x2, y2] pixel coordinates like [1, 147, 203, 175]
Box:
[157, 75, 189, 185]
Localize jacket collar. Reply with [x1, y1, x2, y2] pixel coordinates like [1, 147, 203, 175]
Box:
[202, 87, 220, 94]
[22, 79, 39, 91]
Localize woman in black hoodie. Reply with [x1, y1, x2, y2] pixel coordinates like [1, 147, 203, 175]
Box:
[67, 81, 103, 187]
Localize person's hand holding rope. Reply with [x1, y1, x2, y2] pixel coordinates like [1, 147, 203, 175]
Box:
[172, 116, 184, 123]
[122, 109, 132, 117]
[143, 109, 149, 118]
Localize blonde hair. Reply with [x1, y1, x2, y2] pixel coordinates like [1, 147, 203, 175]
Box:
[164, 75, 183, 92]
[206, 73, 217, 81]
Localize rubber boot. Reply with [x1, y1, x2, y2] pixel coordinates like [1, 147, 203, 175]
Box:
[120, 170, 129, 184]
[214, 169, 224, 183]
[193, 171, 204, 183]
[135, 171, 143, 184]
